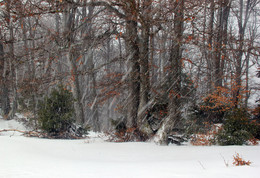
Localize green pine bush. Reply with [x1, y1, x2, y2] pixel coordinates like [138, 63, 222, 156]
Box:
[216, 108, 258, 145]
[37, 85, 75, 134]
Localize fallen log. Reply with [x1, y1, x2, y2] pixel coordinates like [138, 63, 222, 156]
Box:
[0, 129, 41, 137]
[0, 129, 27, 133]
[0, 129, 86, 139]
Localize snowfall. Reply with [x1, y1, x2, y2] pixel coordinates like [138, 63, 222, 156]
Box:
[1, 117, 260, 178]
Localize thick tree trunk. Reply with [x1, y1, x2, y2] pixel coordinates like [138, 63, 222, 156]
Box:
[137, 0, 153, 136]
[155, 0, 184, 145]
[125, 19, 140, 129]
[233, 0, 251, 108]
[81, 4, 100, 130]
[64, 7, 85, 125]
[124, 1, 141, 129]
[21, 16, 38, 117]
[6, 1, 17, 119]
[214, 0, 231, 88]
[68, 51, 85, 125]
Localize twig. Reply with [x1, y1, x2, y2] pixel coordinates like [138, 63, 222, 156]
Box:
[220, 154, 229, 167]
[198, 161, 206, 170]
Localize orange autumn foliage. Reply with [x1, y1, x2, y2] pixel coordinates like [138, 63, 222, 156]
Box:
[201, 87, 234, 112]
[190, 133, 213, 146]
[201, 84, 249, 113]
[233, 153, 251, 166]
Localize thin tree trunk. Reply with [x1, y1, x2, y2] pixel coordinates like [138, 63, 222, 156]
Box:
[0, 41, 11, 117]
[214, 1, 224, 88]
[206, 0, 215, 93]
[89, 53, 100, 132]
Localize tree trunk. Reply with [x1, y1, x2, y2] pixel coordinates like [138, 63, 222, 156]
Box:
[7, 1, 17, 119]
[233, 0, 251, 108]
[0, 42, 11, 117]
[155, 0, 184, 145]
[206, 0, 215, 93]
[138, 0, 153, 136]
[125, 2, 140, 129]
[81, 4, 100, 130]
[213, 0, 230, 89]
[64, 7, 85, 125]
[89, 52, 100, 132]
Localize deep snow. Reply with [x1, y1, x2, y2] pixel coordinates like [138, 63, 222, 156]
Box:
[1, 119, 260, 178]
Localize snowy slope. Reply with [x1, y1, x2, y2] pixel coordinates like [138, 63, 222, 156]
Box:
[1, 119, 260, 178]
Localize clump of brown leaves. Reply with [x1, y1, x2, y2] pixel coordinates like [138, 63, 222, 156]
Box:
[107, 128, 148, 142]
[233, 153, 251, 166]
[190, 133, 213, 146]
[247, 138, 259, 145]
[190, 124, 221, 146]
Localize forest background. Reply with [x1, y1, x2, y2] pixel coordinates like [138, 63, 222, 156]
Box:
[0, 0, 259, 145]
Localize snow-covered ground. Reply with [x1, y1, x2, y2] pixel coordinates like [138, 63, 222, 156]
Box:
[1, 119, 260, 178]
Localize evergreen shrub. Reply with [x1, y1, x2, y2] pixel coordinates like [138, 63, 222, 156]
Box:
[252, 103, 260, 139]
[37, 85, 75, 135]
[184, 104, 225, 137]
[216, 108, 258, 145]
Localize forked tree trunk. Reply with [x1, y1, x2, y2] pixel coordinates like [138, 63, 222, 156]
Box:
[64, 7, 85, 125]
[154, 0, 184, 145]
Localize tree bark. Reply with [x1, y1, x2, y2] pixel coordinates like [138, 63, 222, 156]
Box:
[155, 0, 184, 145]
[206, 0, 215, 93]
[233, 0, 251, 108]
[0, 41, 11, 117]
[137, 0, 153, 136]
[6, 1, 18, 119]
[214, 0, 231, 88]
[124, 1, 140, 129]
[64, 6, 85, 125]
